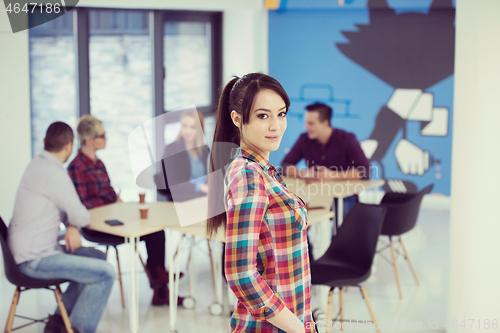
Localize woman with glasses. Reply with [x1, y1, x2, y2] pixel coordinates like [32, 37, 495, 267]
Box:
[67, 115, 181, 306]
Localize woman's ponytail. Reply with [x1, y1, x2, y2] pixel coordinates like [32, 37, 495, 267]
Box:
[207, 77, 239, 237]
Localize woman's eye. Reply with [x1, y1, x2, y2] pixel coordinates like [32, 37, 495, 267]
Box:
[279, 112, 287, 117]
[257, 114, 268, 119]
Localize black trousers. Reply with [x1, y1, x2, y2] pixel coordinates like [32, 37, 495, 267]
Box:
[85, 229, 166, 270]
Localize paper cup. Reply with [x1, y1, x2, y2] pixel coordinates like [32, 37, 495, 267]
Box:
[139, 208, 149, 219]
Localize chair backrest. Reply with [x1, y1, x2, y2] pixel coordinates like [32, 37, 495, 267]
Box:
[1, 216, 71, 289]
[0, 215, 28, 286]
[379, 184, 434, 236]
[321, 203, 387, 273]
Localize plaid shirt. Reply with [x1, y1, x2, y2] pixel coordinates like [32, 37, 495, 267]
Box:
[67, 150, 117, 209]
[225, 147, 313, 333]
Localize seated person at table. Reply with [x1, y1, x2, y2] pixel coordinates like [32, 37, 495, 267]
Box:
[281, 102, 370, 215]
[157, 109, 210, 202]
[68, 115, 180, 306]
[8, 122, 115, 333]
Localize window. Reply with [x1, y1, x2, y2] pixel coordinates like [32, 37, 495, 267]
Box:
[29, 8, 222, 201]
[29, 11, 77, 160]
[89, 9, 153, 201]
[164, 21, 211, 111]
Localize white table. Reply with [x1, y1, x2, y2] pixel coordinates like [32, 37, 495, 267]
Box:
[88, 202, 184, 333]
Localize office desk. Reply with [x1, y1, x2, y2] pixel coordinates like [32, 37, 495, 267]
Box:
[88, 202, 180, 333]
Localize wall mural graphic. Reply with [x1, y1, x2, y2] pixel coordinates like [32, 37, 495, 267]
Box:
[268, 0, 455, 195]
[338, 0, 455, 192]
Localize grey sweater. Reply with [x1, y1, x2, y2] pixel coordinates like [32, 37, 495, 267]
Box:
[8, 150, 90, 264]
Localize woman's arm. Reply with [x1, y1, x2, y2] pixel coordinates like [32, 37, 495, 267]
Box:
[268, 307, 305, 333]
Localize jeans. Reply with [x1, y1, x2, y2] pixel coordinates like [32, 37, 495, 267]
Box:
[18, 247, 115, 333]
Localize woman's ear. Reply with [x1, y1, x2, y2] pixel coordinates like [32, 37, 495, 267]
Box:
[230, 110, 241, 128]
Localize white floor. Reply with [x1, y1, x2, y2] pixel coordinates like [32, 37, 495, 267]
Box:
[0, 205, 450, 333]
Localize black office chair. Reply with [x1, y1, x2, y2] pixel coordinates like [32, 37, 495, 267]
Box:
[0, 216, 74, 333]
[311, 203, 387, 333]
[376, 184, 434, 299]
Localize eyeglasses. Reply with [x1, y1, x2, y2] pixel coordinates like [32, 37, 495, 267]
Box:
[94, 133, 106, 139]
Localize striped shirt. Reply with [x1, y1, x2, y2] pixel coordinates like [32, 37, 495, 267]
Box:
[225, 147, 313, 333]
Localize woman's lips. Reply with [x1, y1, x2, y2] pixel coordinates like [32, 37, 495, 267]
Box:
[266, 136, 279, 141]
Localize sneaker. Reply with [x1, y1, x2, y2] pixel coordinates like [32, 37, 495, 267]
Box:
[44, 315, 64, 333]
[151, 287, 185, 306]
[61, 326, 82, 333]
[44, 314, 81, 333]
[146, 267, 184, 289]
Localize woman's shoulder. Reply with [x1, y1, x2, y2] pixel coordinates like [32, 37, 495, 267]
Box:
[225, 156, 265, 183]
[165, 140, 184, 153]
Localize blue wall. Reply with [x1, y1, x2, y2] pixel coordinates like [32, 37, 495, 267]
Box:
[268, 0, 455, 195]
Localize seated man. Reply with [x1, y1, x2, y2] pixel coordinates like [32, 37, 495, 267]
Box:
[68, 115, 181, 306]
[8, 122, 115, 333]
[281, 103, 370, 256]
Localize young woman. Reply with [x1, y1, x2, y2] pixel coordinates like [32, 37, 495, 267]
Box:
[207, 73, 313, 333]
[159, 109, 210, 201]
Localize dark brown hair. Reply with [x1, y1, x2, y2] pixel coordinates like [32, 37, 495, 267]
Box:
[206, 73, 290, 237]
[306, 102, 333, 125]
[44, 121, 74, 152]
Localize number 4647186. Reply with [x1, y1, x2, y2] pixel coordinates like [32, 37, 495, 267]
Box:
[443, 319, 498, 330]
[6, 3, 61, 14]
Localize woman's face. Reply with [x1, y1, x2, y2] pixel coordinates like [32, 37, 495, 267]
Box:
[238, 89, 287, 159]
[180, 115, 199, 145]
[92, 124, 107, 151]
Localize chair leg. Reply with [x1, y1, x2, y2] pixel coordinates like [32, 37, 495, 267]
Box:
[207, 240, 217, 289]
[339, 287, 344, 331]
[173, 234, 186, 260]
[54, 286, 74, 333]
[4, 287, 20, 333]
[359, 286, 380, 333]
[389, 238, 403, 299]
[186, 236, 194, 271]
[399, 237, 419, 286]
[115, 246, 126, 309]
[137, 252, 147, 272]
[325, 288, 334, 333]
